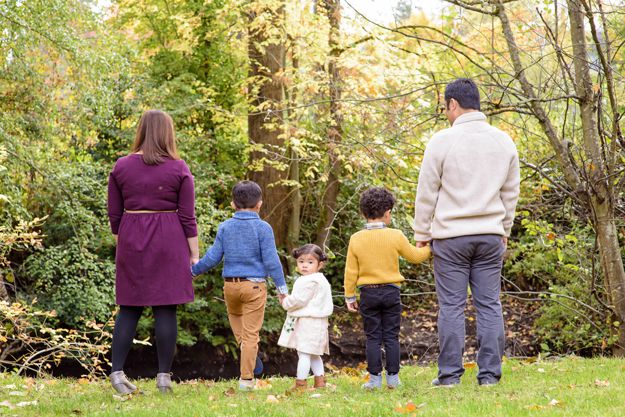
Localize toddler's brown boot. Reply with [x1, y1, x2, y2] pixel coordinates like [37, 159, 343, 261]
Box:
[314, 375, 326, 388]
[294, 379, 308, 390]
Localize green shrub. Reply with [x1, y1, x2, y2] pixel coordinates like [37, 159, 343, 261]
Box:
[24, 239, 115, 326]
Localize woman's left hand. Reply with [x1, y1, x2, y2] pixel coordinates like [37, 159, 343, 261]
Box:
[190, 257, 199, 266]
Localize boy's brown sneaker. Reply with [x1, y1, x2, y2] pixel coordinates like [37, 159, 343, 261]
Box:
[313, 375, 326, 388]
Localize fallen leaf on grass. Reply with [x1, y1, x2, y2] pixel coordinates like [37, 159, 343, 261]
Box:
[9, 391, 26, 396]
[0, 400, 15, 409]
[112, 395, 129, 402]
[208, 395, 215, 401]
[310, 393, 322, 398]
[537, 368, 545, 373]
[526, 404, 544, 410]
[463, 362, 477, 369]
[548, 399, 562, 407]
[255, 379, 272, 389]
[224, 387, 236, 397]
[266, 395, 279, 403]
[2, 384, 17, 390]
[16, 401, 38, 407]
[228, 403, 238, 407]
[594, 379, 610, 387]
[394, 401, 420, 413]
[77, 378, 90, 385]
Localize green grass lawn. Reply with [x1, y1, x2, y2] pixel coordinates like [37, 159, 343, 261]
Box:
[1, 357, 624, 416]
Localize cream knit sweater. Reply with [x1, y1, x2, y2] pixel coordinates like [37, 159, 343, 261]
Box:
[281, 272, 333, 318]
[413, 112, 520, 241]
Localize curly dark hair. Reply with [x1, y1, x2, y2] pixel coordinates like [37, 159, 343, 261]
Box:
[292, 243, 328, 262]
[359, 187, 396, 219]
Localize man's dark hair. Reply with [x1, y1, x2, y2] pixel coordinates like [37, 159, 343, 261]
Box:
[359, 187, 396, 219]
[232, 180, 262, 209]
[444, 78, 480, 111]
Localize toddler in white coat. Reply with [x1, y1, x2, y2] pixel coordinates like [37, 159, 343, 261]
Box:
[278, 244, 334, 390]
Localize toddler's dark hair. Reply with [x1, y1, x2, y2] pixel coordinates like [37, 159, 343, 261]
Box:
[232, 180, 262, 209]
[292, 244, 328, 262]
[359, 187, 396, 219]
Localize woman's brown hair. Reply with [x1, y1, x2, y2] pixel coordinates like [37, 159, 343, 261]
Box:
[132, 110, 180, 165]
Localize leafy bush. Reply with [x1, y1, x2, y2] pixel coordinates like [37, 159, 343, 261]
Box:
[24, 239, 115, 327]
[506, 214, 613, 354]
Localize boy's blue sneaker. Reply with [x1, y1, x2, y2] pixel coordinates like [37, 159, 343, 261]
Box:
[253, 356, 264, 377]
[386, 373, 401, 389]
[362, 373, 382, 390]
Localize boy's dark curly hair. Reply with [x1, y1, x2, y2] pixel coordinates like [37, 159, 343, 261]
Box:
[292, 244, 328, 262]
[359, 187, 396, 219]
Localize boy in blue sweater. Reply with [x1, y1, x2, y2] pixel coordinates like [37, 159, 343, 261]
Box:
[192, 181, 288, 390]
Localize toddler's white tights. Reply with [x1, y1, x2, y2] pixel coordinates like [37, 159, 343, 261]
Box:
[296, 351, 324, 379]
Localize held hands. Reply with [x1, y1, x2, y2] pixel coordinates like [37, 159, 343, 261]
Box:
[415, 241, 429, 248]
[277, 294, 287, 305]
[346, 301, 359, 312]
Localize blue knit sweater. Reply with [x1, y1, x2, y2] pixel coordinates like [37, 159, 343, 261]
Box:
[191, 211, 288, 294]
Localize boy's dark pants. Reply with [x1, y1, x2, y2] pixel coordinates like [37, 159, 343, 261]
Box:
[359, 285, 402, 375]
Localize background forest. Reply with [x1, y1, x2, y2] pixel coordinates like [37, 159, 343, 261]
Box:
[2, 0, 625, 376]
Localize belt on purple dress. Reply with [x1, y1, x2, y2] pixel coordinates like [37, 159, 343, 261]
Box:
[124, 210, 177, 213]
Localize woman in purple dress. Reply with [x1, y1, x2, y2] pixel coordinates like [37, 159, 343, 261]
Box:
[107, 110, 199, 394]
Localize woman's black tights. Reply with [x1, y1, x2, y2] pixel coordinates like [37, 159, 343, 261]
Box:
[111, 305, 178, 374]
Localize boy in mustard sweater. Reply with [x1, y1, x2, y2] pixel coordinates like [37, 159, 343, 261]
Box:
[344, 187, 430, 389]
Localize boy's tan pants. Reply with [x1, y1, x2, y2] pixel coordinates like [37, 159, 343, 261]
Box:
[223, 280, 267, 380]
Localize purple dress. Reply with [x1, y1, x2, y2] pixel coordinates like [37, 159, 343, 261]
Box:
[107, 154, 197, 306]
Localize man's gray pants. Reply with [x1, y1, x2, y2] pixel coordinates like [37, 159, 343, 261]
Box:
[432, 234, 505, 384]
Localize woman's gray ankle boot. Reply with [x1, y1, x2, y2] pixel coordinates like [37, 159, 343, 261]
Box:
[156, 373, 173, 394]
[110, 371, 137, 395]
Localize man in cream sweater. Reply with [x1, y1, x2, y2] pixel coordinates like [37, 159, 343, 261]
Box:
[414, 78, 520, 386]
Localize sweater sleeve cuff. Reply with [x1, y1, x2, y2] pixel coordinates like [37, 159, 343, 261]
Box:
[413, 232, 431, 242]
[276, 285, 289, 295]
[345, 296, 357, 303]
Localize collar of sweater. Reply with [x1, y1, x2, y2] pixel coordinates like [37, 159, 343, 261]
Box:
[233, 211, 260, 220]
[297, 272, 325, 281]
[364, 222, 386, 230]
[452, 111, 487, 126]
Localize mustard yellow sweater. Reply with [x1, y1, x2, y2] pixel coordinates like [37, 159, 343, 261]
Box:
[344, 228, 431, 298]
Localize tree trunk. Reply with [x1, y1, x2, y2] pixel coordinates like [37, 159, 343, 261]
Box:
[286, 51, 302, 255]
[247, 1, 290, 248]
[315, 0, 343, 249]
[566, 0, 625, 354]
